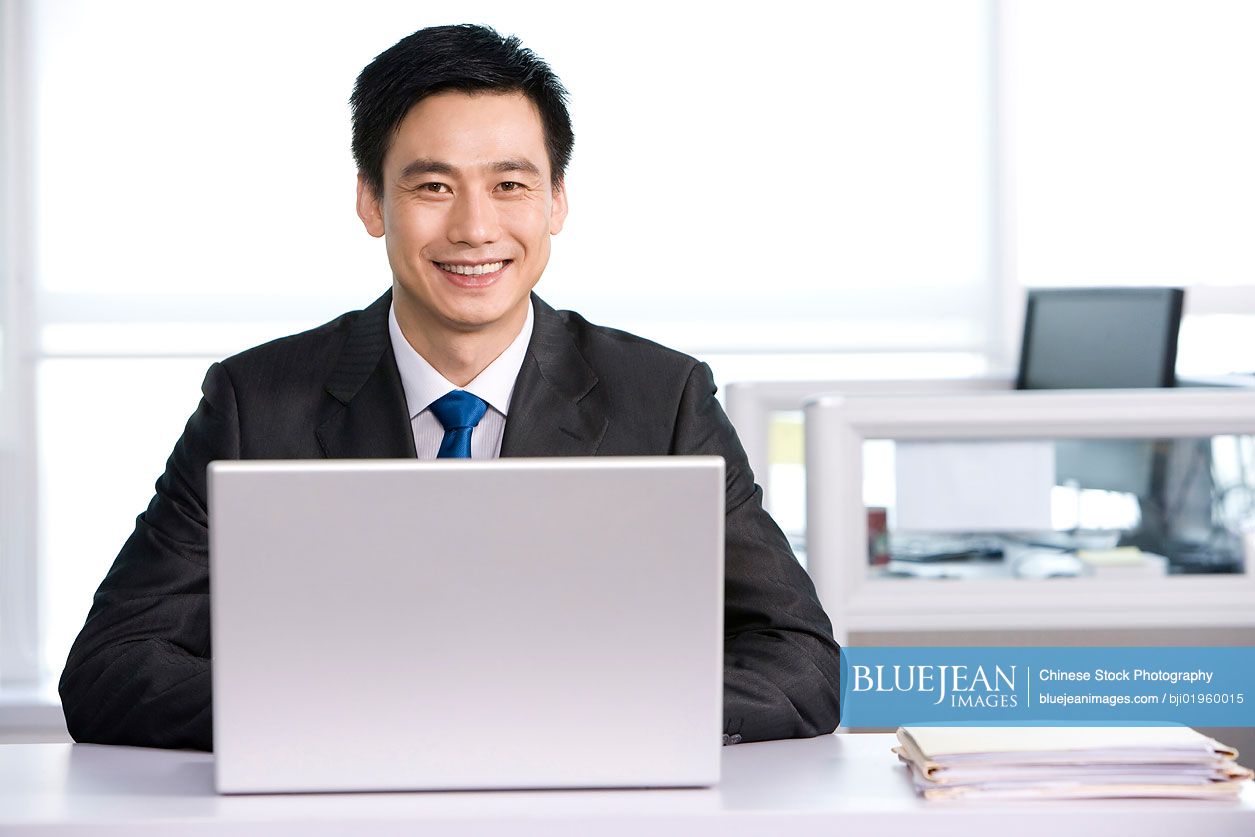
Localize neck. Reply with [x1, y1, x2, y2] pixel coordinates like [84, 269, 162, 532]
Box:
[392, 291, 528, 388]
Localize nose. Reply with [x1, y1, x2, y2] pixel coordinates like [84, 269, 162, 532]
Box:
[446, 189, 500, 248]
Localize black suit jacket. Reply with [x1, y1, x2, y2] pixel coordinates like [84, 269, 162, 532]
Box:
[59, 290, 841, 750]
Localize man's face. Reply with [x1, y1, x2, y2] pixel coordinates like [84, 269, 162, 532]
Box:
[357, 91, 567, 338]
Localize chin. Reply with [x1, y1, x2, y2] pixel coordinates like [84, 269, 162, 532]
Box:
[395, 269, 533, 332]
[436, 294, 527, 331]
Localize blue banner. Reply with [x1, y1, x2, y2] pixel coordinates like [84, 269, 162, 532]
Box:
[840, 647, 1255, 727]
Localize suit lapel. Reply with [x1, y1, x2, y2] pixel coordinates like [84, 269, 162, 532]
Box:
[316, 289, 417, 460]
[313, 290, 606, 459]
[500, 294, 609, 457]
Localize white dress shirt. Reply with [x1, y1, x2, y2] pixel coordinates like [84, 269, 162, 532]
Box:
[387, 299, 534, 459]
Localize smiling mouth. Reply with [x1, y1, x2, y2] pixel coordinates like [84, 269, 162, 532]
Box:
[434, 260, 511, 276]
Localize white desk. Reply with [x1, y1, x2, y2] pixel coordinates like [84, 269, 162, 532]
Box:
[3, 734, 1254, 836]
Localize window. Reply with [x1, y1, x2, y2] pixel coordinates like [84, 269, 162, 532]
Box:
[12, 1, 1252, 685]
[1011, 0, 1255, 374]
[8, 0, 995, 681]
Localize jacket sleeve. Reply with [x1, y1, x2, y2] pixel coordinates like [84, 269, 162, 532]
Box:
[671, 362, 841, 743]
[58, 362, 240, 751]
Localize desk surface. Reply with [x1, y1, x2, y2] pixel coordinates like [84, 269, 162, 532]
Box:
[4, 733, 1254, 836]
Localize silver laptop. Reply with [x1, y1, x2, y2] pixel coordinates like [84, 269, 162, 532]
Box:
[208, 457, 724, 794]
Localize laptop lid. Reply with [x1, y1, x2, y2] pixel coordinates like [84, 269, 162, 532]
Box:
[209, 456, 724, 793]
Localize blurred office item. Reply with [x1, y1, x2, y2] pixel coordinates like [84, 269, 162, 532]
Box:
[867, 507, 890, 566]
[1017, 287, 1184, 390]
[1075, 547, 1169, 579]
[1015, 286, 1242, 574]
[895, 440, 1055, 533]
[1055, 438, 1155, 497]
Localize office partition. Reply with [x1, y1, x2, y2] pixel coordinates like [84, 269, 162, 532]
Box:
[724, 377, 1013, 556]
[804, 388, 1255, 643]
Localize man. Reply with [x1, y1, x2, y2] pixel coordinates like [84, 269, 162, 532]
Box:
[59, 24, 841, 750]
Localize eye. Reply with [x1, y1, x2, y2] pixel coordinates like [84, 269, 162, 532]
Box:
[418, 182, 450, 194]
[497, 181, 524, 192]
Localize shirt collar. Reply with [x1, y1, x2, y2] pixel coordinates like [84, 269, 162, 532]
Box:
[388, 298, 534, 418]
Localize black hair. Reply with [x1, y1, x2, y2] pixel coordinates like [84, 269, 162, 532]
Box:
[350, 24, 574, 197]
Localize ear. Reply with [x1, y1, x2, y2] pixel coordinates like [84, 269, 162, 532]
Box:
[548, 179, 569, 235]
[356, 173, 385, 238]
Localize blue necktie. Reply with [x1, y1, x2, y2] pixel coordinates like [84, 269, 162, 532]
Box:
[428, 390, 488, 459]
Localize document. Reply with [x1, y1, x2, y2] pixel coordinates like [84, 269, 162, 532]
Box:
[894, 441, 1055, 533]
[894, 726, 1253, 800]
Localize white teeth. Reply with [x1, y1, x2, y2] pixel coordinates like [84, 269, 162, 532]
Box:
[437, 261, 505, 276]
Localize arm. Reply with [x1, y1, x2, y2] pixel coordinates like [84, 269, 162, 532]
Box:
[671, 362, 841, 743]
[58, 362, 240, 751]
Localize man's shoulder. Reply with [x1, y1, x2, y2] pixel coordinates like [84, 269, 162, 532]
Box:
[217, 293, 385, 379]
[543, 301, 701, 380]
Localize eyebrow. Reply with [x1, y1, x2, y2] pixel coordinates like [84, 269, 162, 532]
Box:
[398, 158, 456, 181]
[397, 157, 542, 181]
[491, 158, 542, 177]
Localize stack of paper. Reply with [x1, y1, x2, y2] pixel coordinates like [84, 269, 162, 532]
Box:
[894, 726, 1253, 800]
[1076, 546, 1169, 578]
